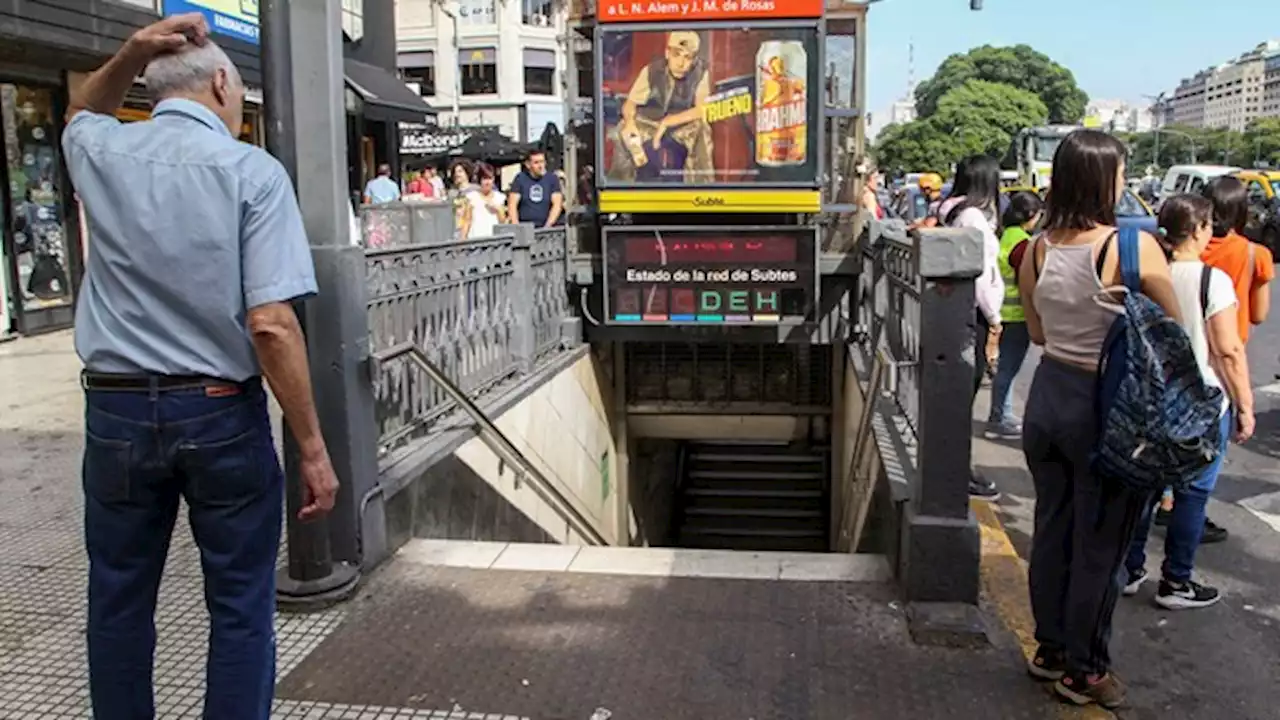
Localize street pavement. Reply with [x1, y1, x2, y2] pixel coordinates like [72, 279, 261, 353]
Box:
[974, 289, 1280, 720]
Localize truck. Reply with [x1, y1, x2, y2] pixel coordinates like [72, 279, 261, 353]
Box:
[1013, 124, 1081, 191]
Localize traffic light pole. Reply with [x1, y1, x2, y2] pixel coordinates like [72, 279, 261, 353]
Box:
[262, 0, 365, 610]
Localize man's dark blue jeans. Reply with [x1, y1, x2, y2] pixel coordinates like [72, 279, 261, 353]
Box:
[82, 375, 281, 720]
[1125, 411, 1231, 583]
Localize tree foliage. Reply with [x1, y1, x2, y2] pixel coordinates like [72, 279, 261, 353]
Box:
[914, 45, 1089, 124]
[874, 81, 1047, 177]
[1118, 119, 1280, 173]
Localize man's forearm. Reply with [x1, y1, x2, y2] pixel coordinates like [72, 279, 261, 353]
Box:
[69, 39, 150, 119]
[545, 199, 563, 227]
[252, 320, 327, 459]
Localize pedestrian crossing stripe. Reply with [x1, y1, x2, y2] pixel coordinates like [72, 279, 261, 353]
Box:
[1256, 382, 1280, 396]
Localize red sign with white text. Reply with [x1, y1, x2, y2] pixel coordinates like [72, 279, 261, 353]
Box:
[597, 0, 825, 23]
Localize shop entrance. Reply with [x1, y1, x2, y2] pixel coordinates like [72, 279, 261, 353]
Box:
[0, 82, 78, 336]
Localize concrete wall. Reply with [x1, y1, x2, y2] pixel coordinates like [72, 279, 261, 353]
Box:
[452, 352, 620, 544]
[379, 347, 621, 556]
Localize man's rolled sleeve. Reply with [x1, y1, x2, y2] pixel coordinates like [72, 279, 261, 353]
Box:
[241, 161, 318, 309]
[61, 111, 121, 169]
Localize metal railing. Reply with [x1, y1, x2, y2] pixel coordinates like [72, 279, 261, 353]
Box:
[853, 221, 922, 436]
[370, 342, 606, 546]
[363, 202, 574, 454]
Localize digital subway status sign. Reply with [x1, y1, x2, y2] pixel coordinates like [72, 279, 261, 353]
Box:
[603, 227, 818, 325]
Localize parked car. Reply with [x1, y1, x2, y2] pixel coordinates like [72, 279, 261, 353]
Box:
[1230, 170, 1280, 252]
[1157, 164, 1241, 208]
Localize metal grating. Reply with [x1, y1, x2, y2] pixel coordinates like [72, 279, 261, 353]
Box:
[624, 342, 832, 407]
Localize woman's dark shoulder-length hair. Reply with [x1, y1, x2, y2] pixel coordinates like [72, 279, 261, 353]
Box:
[1202, 176, 1249, 238]
[1158, 193, 1214, 244]
[1042, 130, 1128, 231]
[945, 154, 1001, 225]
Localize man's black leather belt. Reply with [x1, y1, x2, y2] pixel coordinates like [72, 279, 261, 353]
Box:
[81, 372, 247, 391]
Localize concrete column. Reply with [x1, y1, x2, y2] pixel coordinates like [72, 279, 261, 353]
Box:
[899, 226, 986, 644]
[276, 0, 379, 603]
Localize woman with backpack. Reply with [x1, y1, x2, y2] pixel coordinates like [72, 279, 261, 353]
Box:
[937, 155, 1005, 500]
[1120, 194, 1254, 610]
[1017, 131, 1183, 709]
[985, 191, 1043, 440]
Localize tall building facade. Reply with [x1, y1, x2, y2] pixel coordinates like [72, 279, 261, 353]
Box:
[395, 0, 565, 142]
[1086, 99, 1155, 133]
[1264, 53, 1280, 118]
[1166, 40, 1279, 129]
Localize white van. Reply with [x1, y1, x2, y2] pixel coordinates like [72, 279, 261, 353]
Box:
[1158, 165, 1241, 207]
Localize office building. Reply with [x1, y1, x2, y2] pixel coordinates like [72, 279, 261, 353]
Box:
[395, 0, 566, 143]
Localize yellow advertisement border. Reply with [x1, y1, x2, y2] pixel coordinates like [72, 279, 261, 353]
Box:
[598, 189, 821, 214]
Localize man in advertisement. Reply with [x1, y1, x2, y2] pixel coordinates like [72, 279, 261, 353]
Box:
[612, 31, 714, 184]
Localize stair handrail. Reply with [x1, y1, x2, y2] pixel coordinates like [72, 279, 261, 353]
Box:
[370, 342, 607, 546]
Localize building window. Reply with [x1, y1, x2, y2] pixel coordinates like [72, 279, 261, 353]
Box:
[575, 51, 593, 99]
[342, 0, 364, 40]
[458, 0, 496, 25]
[524, 48, 556, 96]
[460, 47, 498, 95]
[399, 51, 436, 97]
[523, 0, 553, 26]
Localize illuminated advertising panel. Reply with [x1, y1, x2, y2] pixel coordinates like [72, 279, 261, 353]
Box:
[596, 0, 825, 23]
[597, 24, 822, 190]
[603, 227, 818, 326]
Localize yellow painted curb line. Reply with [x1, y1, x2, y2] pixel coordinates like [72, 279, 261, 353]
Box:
[972, 499, 1115, 720]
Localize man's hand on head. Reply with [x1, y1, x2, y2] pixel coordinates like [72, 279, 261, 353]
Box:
[127, 13, 209, 59]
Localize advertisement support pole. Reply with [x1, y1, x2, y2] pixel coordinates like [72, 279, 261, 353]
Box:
[263, 0, 364, 609]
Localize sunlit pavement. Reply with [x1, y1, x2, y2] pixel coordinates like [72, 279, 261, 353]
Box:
[974, 301, 1280, 720]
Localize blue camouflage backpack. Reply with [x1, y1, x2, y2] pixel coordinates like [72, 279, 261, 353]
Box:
[1092, 227, 1224, 493]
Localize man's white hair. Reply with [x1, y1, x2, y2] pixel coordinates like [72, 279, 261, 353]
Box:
[143, 41, 242, 103]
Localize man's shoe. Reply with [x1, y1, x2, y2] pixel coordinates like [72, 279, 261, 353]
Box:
[1155, 578, 1221, 610]
[968, 476, 1000, 501]
[1122, 567, 1148, 597]
[983, 419, 1022, 441]
[1027, 646, 1066, 681]
[1201, 518, 1228, 544]
[1054, 672, 1125, 709]
[1154, 507, 1172, 526]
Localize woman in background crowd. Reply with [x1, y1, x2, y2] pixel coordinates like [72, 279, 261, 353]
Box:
[1121, 193, 1253, 610]
[465, 163, 507, 240]
[985, 190, 1043, 440]
[449, 159, 476, 240]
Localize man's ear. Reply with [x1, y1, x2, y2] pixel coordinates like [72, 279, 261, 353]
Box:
[211, 68, 229, 106]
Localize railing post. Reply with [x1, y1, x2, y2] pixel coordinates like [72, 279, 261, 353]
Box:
[900, 225, 986, 643]
[505, 223, 538, 374]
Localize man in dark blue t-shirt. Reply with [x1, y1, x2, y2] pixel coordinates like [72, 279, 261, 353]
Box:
[506, 150, 564, 227]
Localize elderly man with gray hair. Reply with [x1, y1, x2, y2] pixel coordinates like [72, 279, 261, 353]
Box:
[62, 14, 337, 719]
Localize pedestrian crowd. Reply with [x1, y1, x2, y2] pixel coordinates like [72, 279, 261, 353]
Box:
[363, 150, 565, 241]
[931, 131, 1274, 709]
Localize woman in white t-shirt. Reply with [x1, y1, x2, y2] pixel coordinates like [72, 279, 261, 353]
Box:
[1122, 193, 1254, 612]
[465, 162, 507, 240]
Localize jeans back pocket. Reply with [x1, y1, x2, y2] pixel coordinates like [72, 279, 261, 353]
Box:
[82, 431, 134, 505]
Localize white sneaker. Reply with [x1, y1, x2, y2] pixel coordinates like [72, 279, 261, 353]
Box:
[1122, 568, 1148, 596]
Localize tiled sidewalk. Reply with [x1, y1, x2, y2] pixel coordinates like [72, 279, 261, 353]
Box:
[0, 333, 513, 719]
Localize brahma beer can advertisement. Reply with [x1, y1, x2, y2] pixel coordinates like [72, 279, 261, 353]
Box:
[597, 25, 821, 188]
[603, 227, 818, 326]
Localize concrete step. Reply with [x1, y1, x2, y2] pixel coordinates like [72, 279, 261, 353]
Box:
[390, 539, 890, 582]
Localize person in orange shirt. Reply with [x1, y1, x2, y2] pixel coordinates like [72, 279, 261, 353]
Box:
[1202, 177, 1274, 344]
[1189, 176, 1276, 543]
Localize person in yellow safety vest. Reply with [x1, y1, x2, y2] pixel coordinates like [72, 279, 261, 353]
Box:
[985, 191, 1044, 440]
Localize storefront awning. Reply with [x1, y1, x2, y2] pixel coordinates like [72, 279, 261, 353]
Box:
[343, 58, 436, 124]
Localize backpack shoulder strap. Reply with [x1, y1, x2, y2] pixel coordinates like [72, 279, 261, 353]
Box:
[1117, 226, 1141, 294]
[1200, 264, 1213, 320]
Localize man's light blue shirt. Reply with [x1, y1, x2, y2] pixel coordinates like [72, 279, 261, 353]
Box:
[364, 175, 400, 204]
[63, 99, 317, 382]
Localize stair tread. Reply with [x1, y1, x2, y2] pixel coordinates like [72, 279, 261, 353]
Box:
[685, 487, 823, 498]
[680, 526, 826, 538]
[683, 506, 822, 518]
[688, 469, 825, 481]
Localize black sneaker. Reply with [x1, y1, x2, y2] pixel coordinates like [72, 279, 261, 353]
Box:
[968, 476, 1000, 501]
[1054, 671, 1126, 708]
[1155, 578, 1222, 610]
[1122, 567, 1148, 597]
[1154, 507, 1172, 526]
[1201, 518, 1228, 544]
[1027, 646, 1065, 681]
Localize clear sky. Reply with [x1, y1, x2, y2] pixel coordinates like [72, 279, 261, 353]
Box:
[865, 0, 1280, 124]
